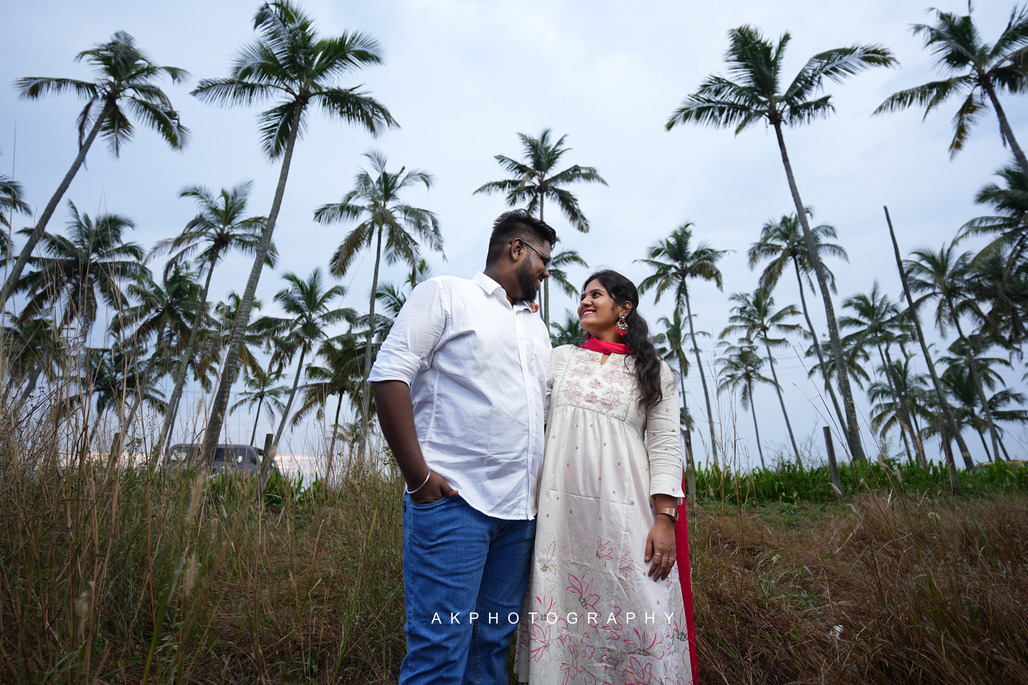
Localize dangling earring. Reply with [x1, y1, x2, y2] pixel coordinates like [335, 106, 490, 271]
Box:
[615, 312, 629, 336]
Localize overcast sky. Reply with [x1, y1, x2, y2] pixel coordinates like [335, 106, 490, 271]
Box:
[2, 0, 1025, 468]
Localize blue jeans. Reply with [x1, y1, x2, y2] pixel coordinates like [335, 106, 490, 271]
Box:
[399, 494, 535, 684]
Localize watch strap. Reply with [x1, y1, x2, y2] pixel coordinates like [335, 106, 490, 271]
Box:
[656, 507, 679, 522]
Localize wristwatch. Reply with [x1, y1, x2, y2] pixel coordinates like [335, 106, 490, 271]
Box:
[656, 507, 679, 523]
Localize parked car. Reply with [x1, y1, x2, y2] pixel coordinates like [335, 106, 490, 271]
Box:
[163, 443, 278, 477]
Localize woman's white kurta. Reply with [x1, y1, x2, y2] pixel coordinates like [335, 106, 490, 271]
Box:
[516, 345, 692, 684]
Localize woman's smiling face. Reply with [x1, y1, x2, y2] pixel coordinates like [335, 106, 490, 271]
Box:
[578, 279, 628, 340]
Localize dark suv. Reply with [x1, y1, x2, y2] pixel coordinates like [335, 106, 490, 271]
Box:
[164, 443, 277, 477]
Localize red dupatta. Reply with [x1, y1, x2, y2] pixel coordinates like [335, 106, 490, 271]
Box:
[676, 479, 699, 683]
[580, 337, 631, 355]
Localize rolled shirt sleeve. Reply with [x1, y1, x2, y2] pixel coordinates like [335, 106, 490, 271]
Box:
[369, 279, 447, 386]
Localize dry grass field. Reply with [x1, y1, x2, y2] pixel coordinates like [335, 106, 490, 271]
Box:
[2, 430, 1026, 683]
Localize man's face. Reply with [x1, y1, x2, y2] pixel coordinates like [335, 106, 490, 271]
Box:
[515, 239, 550, 302]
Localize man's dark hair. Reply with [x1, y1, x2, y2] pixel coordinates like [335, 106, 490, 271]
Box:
[486, 209, 557, 264]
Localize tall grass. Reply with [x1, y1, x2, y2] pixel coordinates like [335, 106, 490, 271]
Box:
[694, 493, 1028, 683]
[0, 396, 406, 683]
[2, 387, 1027, 682]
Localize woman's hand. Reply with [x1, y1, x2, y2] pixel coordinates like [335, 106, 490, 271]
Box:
[644, 515, 676, 581]
[409, 469, 459, 505]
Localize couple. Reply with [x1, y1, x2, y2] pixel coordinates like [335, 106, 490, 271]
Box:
[370, 210, 697, 684]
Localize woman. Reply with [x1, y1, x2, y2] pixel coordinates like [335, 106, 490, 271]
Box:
[516, 269, 696, 684]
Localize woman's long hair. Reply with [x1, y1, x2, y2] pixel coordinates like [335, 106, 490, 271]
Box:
[582, 270, 664, 412]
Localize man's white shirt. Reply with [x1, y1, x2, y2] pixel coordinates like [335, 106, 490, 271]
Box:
[369, 272, 551, 520]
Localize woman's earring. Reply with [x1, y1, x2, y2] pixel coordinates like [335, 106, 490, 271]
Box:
[616, 313, 629, 336]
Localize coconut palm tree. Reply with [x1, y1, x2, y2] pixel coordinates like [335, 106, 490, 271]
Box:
[940, 349, 1020, 462]
[638, 223, 726, 466]
[717, 339, 772, 469]
[3, 31, 188, 311]
[109, 265, 200, 456]
[721, 289, 805, 467]
[267, 268, 352, 448]
[748, 210, 851, 440]
[2, 312, 62, 403]
[806, 333, 872, 394]
[230, 365, 287, 448]
[313, 150, 441, 433]
[192, 1, 396, 463]
[290, 334, 364, 477]
[884, 207, 970, 484]
[75, 345, 165, 451]
[840, 282, 925, 467]
[150, 181, 273, 455]
[161, 291, 262, 450]
[667, 25, 893, 460]
[959, 163, 1028, 292]
[905, 245, 1002, 462]
[868, 356, 931, 462]
[16, 202, 146, 335]
[474, 129, 607, 324]
[874, 5, 1028, 178]
[966, 252, 1028, 348]
[0, 175, 31, 260]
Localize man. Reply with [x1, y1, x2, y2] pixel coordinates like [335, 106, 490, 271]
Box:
[370, 209, 556, 683]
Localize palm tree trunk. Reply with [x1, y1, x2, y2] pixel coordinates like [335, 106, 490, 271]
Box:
[746, 377, 766, 469]
[328, 392, 343, 482]
[359, 224, 384, 460]
[202, 104, 304, 465]
[249, 397, 263, 447]
[274, 345, 307, 447]
[773, 122, 866, 461]
[537, 192, 550, 328]
[0, 98, 115, 312]
[998, 434, 1012, 461]
[683, 290, 719, 467]
[763, 342, 802, 467]
[792, 262, 847, 441]
[976, 430, 992, 463]
[157, 262, 215, 456]
[884, 206, 970, 486]
[983, 79, 1028, 181]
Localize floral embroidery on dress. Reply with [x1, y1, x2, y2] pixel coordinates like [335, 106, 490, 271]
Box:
[596, 537, 614, 567]
[567, 573, 601, 612]
[619, 550, 635, 580]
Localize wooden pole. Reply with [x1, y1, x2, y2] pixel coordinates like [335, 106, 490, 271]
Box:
[258, 432, 276, 502]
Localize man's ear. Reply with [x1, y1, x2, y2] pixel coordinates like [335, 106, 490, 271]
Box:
[509, 238, 524, 263]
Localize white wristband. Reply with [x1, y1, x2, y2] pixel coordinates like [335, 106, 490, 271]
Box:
[406, 469, 432, 495]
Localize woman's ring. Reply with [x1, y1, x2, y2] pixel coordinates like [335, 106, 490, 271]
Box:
[653, 552, 662, 557]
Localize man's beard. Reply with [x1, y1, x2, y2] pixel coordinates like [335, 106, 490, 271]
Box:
[516, 261, 540, 302]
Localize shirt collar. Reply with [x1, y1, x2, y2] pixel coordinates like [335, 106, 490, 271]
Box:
[474, 271, 534, 311]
